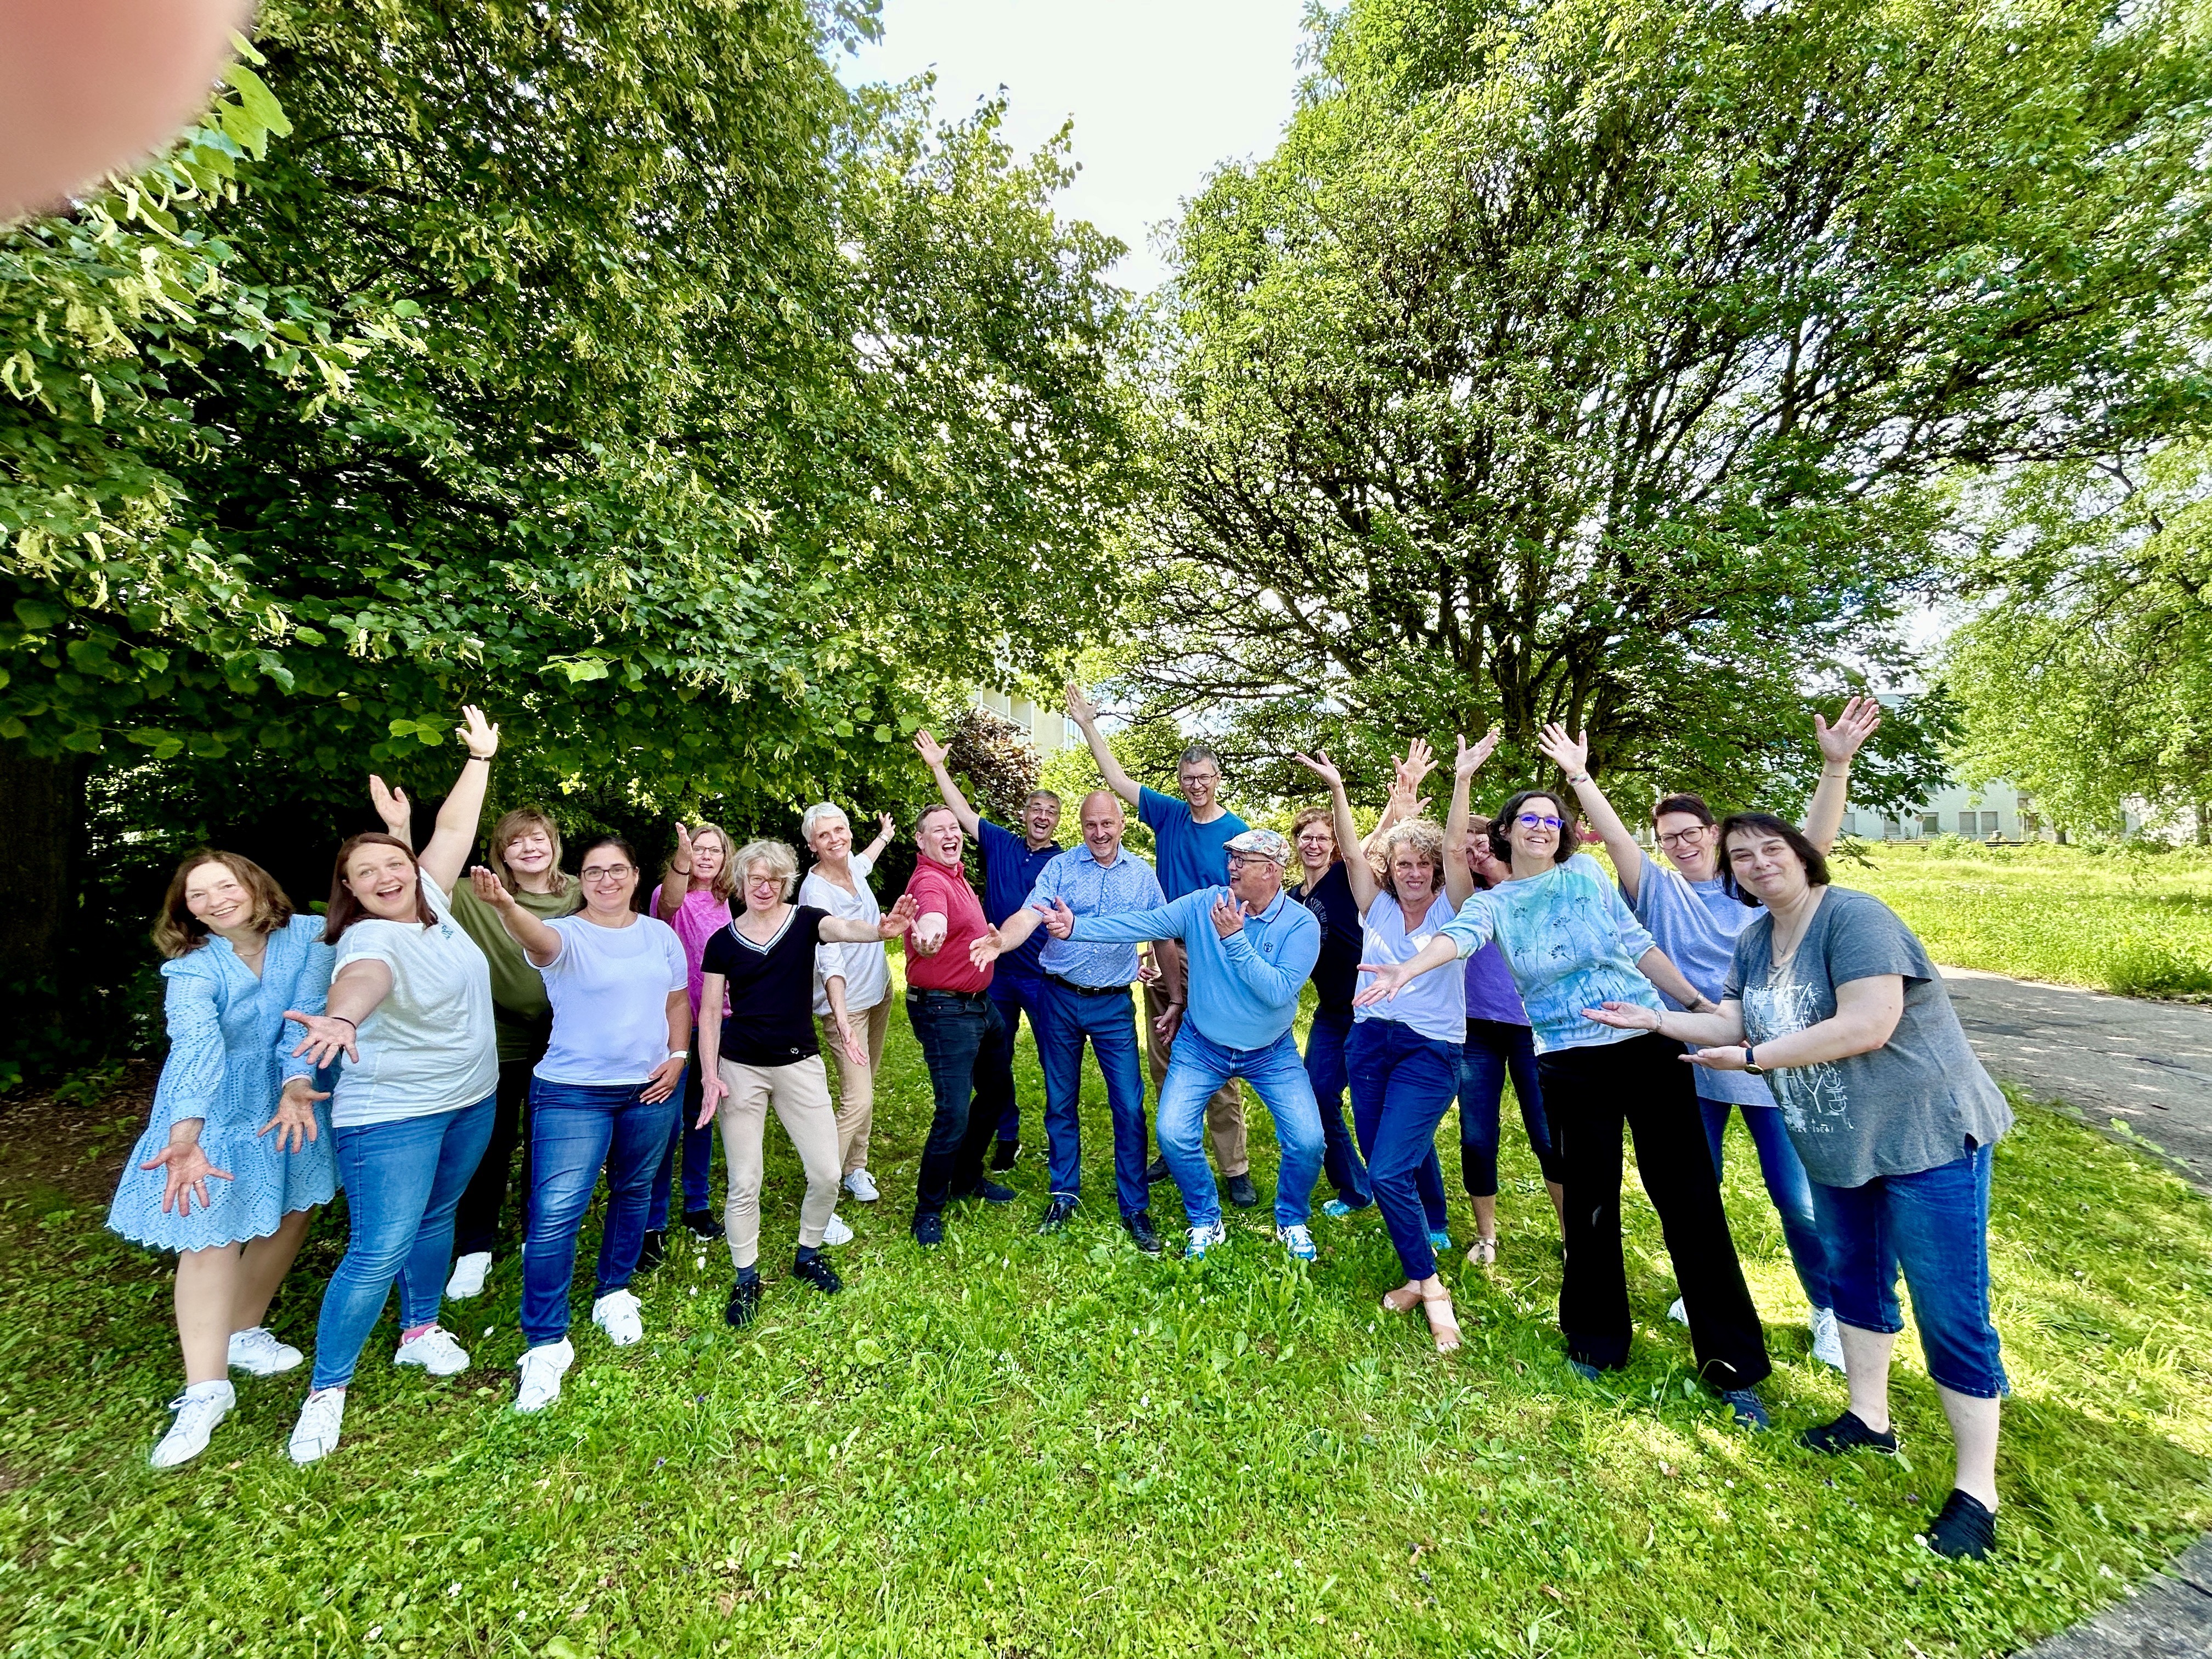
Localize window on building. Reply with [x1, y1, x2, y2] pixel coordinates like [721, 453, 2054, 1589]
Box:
[1959, 811, 1978, 836]
[1980, 811, 2000, 837]
[1839, 812, 1858, 836]
[1921, 813, 1941, 836]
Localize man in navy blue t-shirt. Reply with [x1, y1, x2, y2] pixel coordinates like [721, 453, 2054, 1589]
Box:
[915, 729, 1063, 1167]
[1068, 683, 1257, 1208]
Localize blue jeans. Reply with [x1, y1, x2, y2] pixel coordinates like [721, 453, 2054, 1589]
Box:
[1812, 1142, 2007, 1400]
[311, 1094, 497, 1390]
[1348, 1018, 1460, 1279]
[521, 1077, 680, 1345]
[1699, 1096, 1832, 1311]
[1304, 1008, 1372, 1206]
[1458, 1017, 1559, 1195]
[1038, 980, 1150, 1217]
[907, 990, 1014, 1216]
[646, 1059, 715, 1229]
[1158, 1024, 1322, 1231]
[986, 966, 1047, 1142]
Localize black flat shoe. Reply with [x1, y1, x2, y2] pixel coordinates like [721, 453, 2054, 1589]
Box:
[1798, 1410, 1899, 1456]
[913, 1212, 946, 1248]
[682, 1209, 723, 1240]
[1037, 1195, 1079, 1234]
[723, 1277, 762, 1329]
[792, 1254, 843, 1295]
[1923, 1489, 1997, 1561]
[1226, 1172, 1260, 1209]
[1124, 1210, 1163, 1255]
[990, 1138, 1020, 1171]
[634, 1229, 667, 1273]
[1143, 1154, 1171, 1186]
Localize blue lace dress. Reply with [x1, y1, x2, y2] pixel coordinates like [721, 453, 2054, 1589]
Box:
[108, 915, 339, 1251]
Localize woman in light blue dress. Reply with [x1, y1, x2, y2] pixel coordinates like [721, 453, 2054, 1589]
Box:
[108, 850, 336, 1469]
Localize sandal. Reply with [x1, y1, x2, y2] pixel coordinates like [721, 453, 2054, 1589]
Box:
[1421, 1288, 1462, 1354]
[1465, 1234, 1498, 1268]
[1381, 1283, 1424, 1314]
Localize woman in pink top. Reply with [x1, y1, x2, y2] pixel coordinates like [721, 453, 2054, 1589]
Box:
[645, 822, 736, 1255]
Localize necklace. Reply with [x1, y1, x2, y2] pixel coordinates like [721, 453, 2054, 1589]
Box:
[1765, 889, 1825, 972]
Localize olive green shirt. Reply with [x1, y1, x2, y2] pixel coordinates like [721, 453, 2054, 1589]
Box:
[445, 879, 583, 1063]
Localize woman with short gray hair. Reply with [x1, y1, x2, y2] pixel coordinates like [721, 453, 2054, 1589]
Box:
[796, 803, 897, 1228]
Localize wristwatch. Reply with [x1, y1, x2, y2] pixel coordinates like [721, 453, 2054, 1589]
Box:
[666, 1049, 690, 1064]
[1742, 1046, 1764, 1076]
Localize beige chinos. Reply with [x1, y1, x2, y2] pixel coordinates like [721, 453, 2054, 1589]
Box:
[1143, 975, 1248, 1176]
[816, 998, 893, 1175]
[715, 1054, 842, 1269]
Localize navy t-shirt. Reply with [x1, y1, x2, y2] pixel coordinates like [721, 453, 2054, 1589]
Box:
[975, 819, 1060, 975]
[1138, 786, 1249, 900]
[1290, 862, 1362, 1018]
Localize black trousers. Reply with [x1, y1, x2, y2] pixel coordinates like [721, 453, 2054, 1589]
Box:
[452, 1052, 540, 1259]
[1538, 1030, 1771, 1389]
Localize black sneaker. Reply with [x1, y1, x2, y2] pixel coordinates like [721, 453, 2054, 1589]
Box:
[1922, 1489, 1997, 1561]
[1037, 1195, 1079, 1234]
[682, 1208, 723, 1240]
[1144, 1154, 1171, 1186]
[1798, 1410, 1899, 1457]
[724, 1276, 762, 1329]
[1226, 1172, 1260, 1209]
[1720, 1388, 1770, 1431]
[958, 1179, 1017, 1204]
[792, 1254, 843, 1296]
[1124, 1210, 1163, 1255]
[913, 1212, 946, 1248]
[634, 1228, 668, 1274]
[990, 1138, 1020, 1171]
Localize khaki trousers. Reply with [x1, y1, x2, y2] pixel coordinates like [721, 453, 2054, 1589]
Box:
[1143, 976, 1248, 1176]
[715, 1054, 842, 1270]
[816, 998, 893, 1175]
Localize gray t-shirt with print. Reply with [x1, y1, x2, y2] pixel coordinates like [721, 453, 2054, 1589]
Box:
[1724, 886, 2012, 1189]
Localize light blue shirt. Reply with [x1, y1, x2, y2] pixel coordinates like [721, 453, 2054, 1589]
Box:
[1025, 843, 1167, 988]
[1438, 854, 1663, 1054]
[1067, 886, 1320, 1051]
[1628, 851, 1775, 1108]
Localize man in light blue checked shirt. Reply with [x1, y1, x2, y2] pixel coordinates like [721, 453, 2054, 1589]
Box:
[969, 792, 1168, 1254]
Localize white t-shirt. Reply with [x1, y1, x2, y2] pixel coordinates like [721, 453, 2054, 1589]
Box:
[534, 912, 689, 1086]
[1353, 890, 1466, 1045]
[331, 875, 498, 1128]
[797, 853, 888, 1018]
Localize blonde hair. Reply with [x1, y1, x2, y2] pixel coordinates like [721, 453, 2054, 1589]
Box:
[488, 806, 574, 896]
[732, 839, 801, 900]
[1372, 819, 1447, 903]
[686, 820, 738, 900]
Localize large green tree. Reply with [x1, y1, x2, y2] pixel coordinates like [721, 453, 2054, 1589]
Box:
[1128, 0, 2212, 811]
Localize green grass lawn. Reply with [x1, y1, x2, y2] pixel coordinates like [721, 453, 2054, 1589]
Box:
[1843, 839, 2212, 996]
[2, 984, 2209, 1657]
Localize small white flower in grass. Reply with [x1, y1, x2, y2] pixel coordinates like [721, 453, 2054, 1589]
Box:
[367, 1628, 382, 1643]
[446, 1582, 461, 1597]
[483, 1325, 494, 1335]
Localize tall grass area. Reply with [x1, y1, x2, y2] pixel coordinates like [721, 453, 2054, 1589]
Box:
[1843, 838, 2212, 996]
[2, 993, 2208, 1657]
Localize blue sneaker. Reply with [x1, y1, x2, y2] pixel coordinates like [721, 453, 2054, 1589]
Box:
[1276, 1223, 1318, 1261]
[1184, 1221, 1228, 1260]
[1722, 1388, 1770, 1431]
[961, 1180, 1017, 1204]
[1427, 1227, 1452, 1252]
[1322, 1198, 1370, 1219]
[912, 1212, 946, 1248]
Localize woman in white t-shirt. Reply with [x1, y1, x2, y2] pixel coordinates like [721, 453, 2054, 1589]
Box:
[280, 708, 504, 1465]
[795, 803, 897, 1222]
[471, 836, 690, 1415]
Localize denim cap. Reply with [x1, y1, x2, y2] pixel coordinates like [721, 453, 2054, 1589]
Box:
[1224, 828, 1291, 865]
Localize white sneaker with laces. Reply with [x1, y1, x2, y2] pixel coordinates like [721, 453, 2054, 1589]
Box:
[515, 1339, 574, 1413]
[1276, 1223, 1317, 1262]
[843, 1169, 879, 1203]
[227, 1326, 303, 1376]
[393, 1325, 470, 1376]
[822, 1212, 855, 1246]
[444, 1251, 492, 1300]
[288, 1387, 346, 1464]
[591, 1289, 644, 1347]
[1810, 1306, 1847, 1372]
[150, 1381, 235, 1469]
[1184, 1221, 1228, 1260]
[1667, 1296, 1689, 1325]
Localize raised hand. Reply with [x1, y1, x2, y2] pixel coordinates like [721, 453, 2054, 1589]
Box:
[456, 704, 499, 759]
[876, 811, 896, 842]
[913, 728, 950, 771]
[144, 1139, 233, 1217]
[368, 774, 411, 837]
[878, 894, 919, 938]
[1581, 1001, 1663, 1033]
[1456, 725, 1503, 779]
[257, 1078, 329, 1154]
[1290, 750, 1344, 792]
[1537, 723, 1588, 778]
[1815, 695, 1883, 765]
[1065, 681, 1100, 726]
[671, 822, 696, 872]
[287, 1010, 360, 1068]
[469, 864, 515, 909]
[1041, 897, 1077, 939]
[1393, 738, 1437, 798]
[1211, 894, 1249, 938]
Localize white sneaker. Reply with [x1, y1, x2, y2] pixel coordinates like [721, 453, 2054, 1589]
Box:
[515, 1339, 574, 1413]
[393, 1325, 470, 1376]
[1667, 1296, 1689, 1325]
[1184, 1221, 1228, 1260]
[227, 1326, 303, 1376]
[150, 1381, 234, 1469]
[843, 1169, 879, 1203]
[1276, 1223, 1317, 1262]
[444, 1251, 492, 1300]
[591, 1289, 644, 1347]
[288, 1387, 346, 1464]
[1810, 1306, 1847, 1372]
[822, 1212, 855, 1246]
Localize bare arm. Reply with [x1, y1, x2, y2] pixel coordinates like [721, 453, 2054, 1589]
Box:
[1292, 751, 1379, 912]
[859, 812, 896, 867]
[639, 989, 692, 1105]
[818, 894, 917, 945]
[1443, 727, 1501, 910]
[694, 973, 727, 1127]
[1634, 945, 1716, 1014]
[1585, 977, 1903, 1073]
[1804, 695, 1882, 855]
[1066, 681, 1142, 808]
[1583, 998, 1747, 1046]
[658, 823, 697, 921]
[969, 902, 1048, 970]
[286, 958, 394, 1069]
[416, 706, 499, 895]
[1539, 724, 1644, 904]
[912, 729, 981, 838]
[470, 866, 562, 966]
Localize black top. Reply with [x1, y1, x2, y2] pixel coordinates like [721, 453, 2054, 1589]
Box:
[699, 905, 831, 1068]
[1290, 862, 1362, 1017]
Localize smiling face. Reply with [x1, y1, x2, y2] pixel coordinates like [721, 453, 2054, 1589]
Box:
[503, 823, 555, 879]
[1079, 791, 1124, 861]
[1022, 792, 1063, 847]
[1178, 758, 1220, 814]
[1465, 820, 1510, 888]
[690, 829, 729, 885]
[805, 813, 851, 863]
[1505, 794, 1568, 866]
[1389, 845, 1438, 910]
[183, 860, 255, 938]
[741, 859, 788, 917]
[577, 844, 638, 917]
[343, 842, 421, 922]
[1227, 850, 1282, 910]
[917, 806, 965, 868]
[1725, 827, 1810, 909]
[1655, 811, 1721, 882]
[1294, 817, 1336, 878]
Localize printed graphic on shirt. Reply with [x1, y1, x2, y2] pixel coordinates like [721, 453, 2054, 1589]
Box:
[1740, 967, 1849, 1137]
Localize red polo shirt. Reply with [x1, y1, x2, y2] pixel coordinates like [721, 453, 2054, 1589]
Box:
[902, 855, 994, 994]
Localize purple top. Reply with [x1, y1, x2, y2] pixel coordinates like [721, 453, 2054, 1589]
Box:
[1463, 939, 1530, 1027]
[647, 883, 735, 1019]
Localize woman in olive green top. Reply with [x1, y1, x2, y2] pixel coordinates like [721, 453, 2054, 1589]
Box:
[369, 783, 580, 1297]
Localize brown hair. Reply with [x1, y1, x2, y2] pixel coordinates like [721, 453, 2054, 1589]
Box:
[1290, 806, 1340, 861]
[1466, 815, 1499, 889]
[323, 833, 436, 943]
[1488, 791, 1579, 866]
[487, 806, 574, 896]
[1373, 819, 1448, 902]
[153, 850, 293, 958]
[1718, 813, 1832, 907]
[686, 820, 738, 901]
[1652, 791, 1717, 828]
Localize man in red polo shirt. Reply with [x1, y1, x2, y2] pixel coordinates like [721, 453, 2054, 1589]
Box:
[901, 803, 1018, 1245]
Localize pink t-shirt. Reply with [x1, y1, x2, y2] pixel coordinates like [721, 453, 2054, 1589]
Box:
[647, 883, 735, 1018]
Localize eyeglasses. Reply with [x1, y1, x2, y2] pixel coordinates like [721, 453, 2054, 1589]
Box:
[1225, 853, 1273, 869]
[580, 865, 634, 883]
[1516, 814, 1565, 831]
[1657, 827, 1712, 848]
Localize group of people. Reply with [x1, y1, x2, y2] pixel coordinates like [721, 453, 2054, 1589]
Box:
[108, 690, 2014, 1561]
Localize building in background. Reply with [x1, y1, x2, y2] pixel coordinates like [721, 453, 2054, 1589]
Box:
[1836, 777, 2140, 843]
[972, 689, 1077, 757]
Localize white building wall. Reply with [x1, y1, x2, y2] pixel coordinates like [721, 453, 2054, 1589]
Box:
[972, 689, 1077, 757]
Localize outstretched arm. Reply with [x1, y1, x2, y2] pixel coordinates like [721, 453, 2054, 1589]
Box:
[417, 706, 499, 895]
[1066, 681, 1142, 809]
[470, 865, 562, 966]
[1805, 695, 1882, 855]
[912, 730, 982, 838]
[969, 903, 1047, 970]
[1292, 751, 1379, 913]
[1539, 724, 1645, 904]
[1443, 727, 1501, 909]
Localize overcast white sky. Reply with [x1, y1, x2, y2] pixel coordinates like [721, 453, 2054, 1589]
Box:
[840, 0, 1311, 294]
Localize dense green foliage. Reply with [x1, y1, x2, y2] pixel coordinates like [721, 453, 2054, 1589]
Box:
[1131, 0, 2212, 812]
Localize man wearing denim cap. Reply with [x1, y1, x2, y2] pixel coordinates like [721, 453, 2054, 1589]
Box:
[1042, 826, 1325, 1261]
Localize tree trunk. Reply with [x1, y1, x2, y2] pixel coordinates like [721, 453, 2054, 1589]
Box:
[0, 741, 82, 994]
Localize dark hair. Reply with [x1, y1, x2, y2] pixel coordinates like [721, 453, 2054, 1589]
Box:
[154, 849, 293, 958]
[1488, 791, 1578, 865]
[1717, 812, 1831, 906]
[325, 833, 435, 943]
[576, 835, 640, 871]
[1652, 792, 1717, 827]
